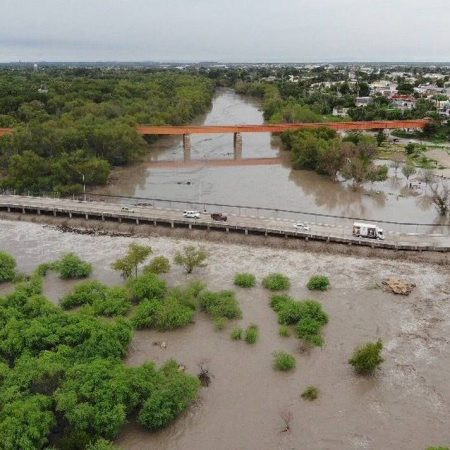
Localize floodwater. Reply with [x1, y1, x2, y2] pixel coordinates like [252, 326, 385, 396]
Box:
[1, 220, 450, 450]
[93, 89, 445, 224]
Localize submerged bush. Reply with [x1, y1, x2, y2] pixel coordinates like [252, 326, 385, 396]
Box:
[270, 297, 328, 347]
[145, 256, 171, 275]
[91, 287, 131, 317]
[234, 273, 256, 288]
[156, 298, 195, 330]
[55, 253, 92, 279]
[307, 275, 330, 291]
[0, 251, 16, 282]
[168, 280, 205, 311]
[279, 325, 290, 337]
[231, 327, 243, 340]
[131, 297, 194, 331]
[61, 281, 131, 317]
[214, 317, 228, 331]
[131, 299, 162, 329]
[301, 386, 319, 401]
[127, 272, 167, 303]
[60, 280, 108, 309]
[245, 325, 259, 344]
[262, 273, 290, 291]
[137, 361, 201, 430]
[199, 290, 242, 320]
[273, 351, 296, 371]
[349, 340, 384, 375]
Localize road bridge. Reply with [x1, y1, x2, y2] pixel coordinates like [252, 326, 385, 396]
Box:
[0, 194, 448, 251]
[0, 119, 430, 153]
[137, 119, 430, 153]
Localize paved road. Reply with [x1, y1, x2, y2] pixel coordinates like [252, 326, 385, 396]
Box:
[1, 195, 449, 249]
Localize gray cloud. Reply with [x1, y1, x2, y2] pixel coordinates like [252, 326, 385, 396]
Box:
[0, 0, 449, 62]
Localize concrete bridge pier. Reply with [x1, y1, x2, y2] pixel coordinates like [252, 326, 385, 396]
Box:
[183, 134, 191, 161]
[233, 132, 242, 159]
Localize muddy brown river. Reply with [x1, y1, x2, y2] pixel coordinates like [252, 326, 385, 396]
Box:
[94, 89, 444, 225]
[1, 220, 449, 450]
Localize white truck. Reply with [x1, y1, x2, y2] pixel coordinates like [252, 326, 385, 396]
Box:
[352, 222, 384, 240]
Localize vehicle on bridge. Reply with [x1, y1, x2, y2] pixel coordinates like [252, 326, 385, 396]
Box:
[121, 206, 134, 213]
[211, 213, 227, 222]
[352, 222, 384, 240]
[183, 210, 200, 219]
[294, 222, 310, 231]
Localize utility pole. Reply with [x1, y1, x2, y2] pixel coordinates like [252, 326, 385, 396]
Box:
[82, 173, 86, 202]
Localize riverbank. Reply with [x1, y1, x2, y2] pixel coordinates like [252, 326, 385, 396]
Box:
[0, 219, 449, 450]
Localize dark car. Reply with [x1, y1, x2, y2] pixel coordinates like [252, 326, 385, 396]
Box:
[211, 213, 227, 222]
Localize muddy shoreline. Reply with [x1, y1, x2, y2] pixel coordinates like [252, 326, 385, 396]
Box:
[1, 212, 449, 266]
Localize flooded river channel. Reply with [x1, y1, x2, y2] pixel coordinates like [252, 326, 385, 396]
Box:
[94, 89, 443, 225]
[1, 221, 450, 449]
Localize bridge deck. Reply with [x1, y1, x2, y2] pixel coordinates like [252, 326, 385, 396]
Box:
[137, 120, 429, 135]
[0, 194, 448, 251]
[0, 120, 430, 137]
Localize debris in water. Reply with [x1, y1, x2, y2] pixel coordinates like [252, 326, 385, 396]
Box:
[382, 278, 416, 295]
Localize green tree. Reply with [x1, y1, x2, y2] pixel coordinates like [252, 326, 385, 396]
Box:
[402, 162, 417, 181]
[112, 244, 152, 279]
[174, 245, 208, 274]
[0, 251, 16, 282]
[144, 256, 171, 275]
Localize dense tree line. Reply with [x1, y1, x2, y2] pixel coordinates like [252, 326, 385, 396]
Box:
[0, 68, 214, 194]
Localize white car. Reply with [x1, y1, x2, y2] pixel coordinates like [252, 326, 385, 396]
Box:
[183, 210, 200, 219]
[294, 222, 310, 231]
[121, 206, 134, 213]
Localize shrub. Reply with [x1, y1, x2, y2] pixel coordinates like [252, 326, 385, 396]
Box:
[0, 251, 16, 282]
[56, 253, 92, 279]
[174, 246, 208, 274]
[127, 272, 167, 303]
[131, 299, 162, 329]
[137, 361, 200, 430]
[92, 287, 131, 317]
[86, 439, 122, 450]
[145, 256, 171, 275]
[296, 318, 324, 346]
[426, 448, 450, 450]
[245, 325, 259, 344]
[234, 273, 256, 288]
[214, 317, 228, 331]
[60, 280, 108, 309]
[156, 298, 195, 331]
[349, 340, 384, 375]
[307, 275, 330, 291]
[279, 325, 290, 337]
[131, 297, 194, 331]
[262, 273, 290, 291]
[270, 294, 292, 312]
[231, 327, 243, 340]
[199, 290, 242, 320]
[277, 299, 305, 325]
[273, 351, 296, 371]
[272, 297, 328, 347]
[168, 280, 205, 311]
[301, 386, 319, 401]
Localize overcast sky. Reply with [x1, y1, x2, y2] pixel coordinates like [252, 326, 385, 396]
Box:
[1, 0, 449, 63]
